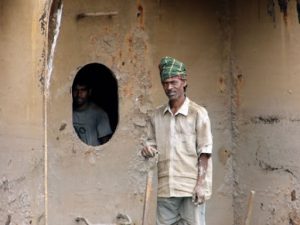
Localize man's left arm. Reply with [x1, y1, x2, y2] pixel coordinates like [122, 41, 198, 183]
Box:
[193, 109, 213, 205]
[192, 153, 211, 205]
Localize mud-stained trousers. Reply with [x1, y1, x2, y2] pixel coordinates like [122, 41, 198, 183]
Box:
[157, 197, 206, 225]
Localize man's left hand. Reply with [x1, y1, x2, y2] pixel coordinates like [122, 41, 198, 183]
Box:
[192, 183, 205, 205]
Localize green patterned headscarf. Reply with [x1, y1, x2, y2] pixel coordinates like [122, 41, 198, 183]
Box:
[159, 56, 187, 81]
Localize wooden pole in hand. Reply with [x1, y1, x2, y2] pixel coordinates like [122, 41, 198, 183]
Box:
[142, 169, 154, 225]
[142, 153, 157, 225]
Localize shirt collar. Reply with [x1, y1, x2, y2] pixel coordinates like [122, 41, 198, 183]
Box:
[163, 97, 190, 116]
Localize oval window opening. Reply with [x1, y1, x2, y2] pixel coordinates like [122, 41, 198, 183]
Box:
[72, 63, 118, 146]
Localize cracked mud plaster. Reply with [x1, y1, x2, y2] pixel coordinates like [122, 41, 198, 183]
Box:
[118, 27, 152, 125]
[217, 157, 234, 197]
[73, 3, 154, 194]
[37, 0, 62, 93]
[115, 19, 154, 195]
[233, 73, 243, 108]
[255, 145, 296, 177]
[46, 0, 63, 91]
[38, 2, 51, 92]
[39, 12, 47, 35]
[0, 177, 33, 225]
[289, 209, 300, 225]
[251, 115, 280, 124]
[258, 160, 296, 177]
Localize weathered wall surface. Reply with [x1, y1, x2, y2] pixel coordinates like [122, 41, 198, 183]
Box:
[1, 0, 300, 225]
[232, 1, 300, 224]
[47, 0, 154, 224]
[47, 0, 233, 224]
[0, 1, 46, 225]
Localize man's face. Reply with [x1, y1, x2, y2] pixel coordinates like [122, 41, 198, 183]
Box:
[162, 76, 186, 101]
[73, 84, 91, 108]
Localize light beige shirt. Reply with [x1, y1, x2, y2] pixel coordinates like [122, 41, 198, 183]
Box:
[146, 97, 213, 199]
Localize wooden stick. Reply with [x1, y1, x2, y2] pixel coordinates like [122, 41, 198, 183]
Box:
[142, 169, 154, 225]
[244, 190, 255, 225]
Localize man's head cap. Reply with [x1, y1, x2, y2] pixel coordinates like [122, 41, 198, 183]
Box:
[159, 56, 187, 81]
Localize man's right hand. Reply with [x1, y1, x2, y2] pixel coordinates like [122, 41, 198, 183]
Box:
[141, 146, 157, 158]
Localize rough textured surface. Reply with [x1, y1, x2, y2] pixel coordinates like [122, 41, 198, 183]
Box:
[232, 1, 300, 224]
[0, 1, 46, 225]
[1, 0, 300, 225]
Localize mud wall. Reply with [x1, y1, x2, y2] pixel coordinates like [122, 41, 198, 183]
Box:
[47, 0, 233, 224]
[0, 1, 46, 225]
[1, 0, 300, 225]
[232, 1, 300, 224]
[47, 0, 153, 224]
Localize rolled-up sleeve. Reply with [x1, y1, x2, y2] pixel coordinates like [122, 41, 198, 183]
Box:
[196, 110, 213, 156]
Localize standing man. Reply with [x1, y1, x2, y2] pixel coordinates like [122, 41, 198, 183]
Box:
[141, 56, 213, 225]
[72, 77, 112, 146]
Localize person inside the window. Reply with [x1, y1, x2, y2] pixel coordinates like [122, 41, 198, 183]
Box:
[72, 76, 112, 146]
